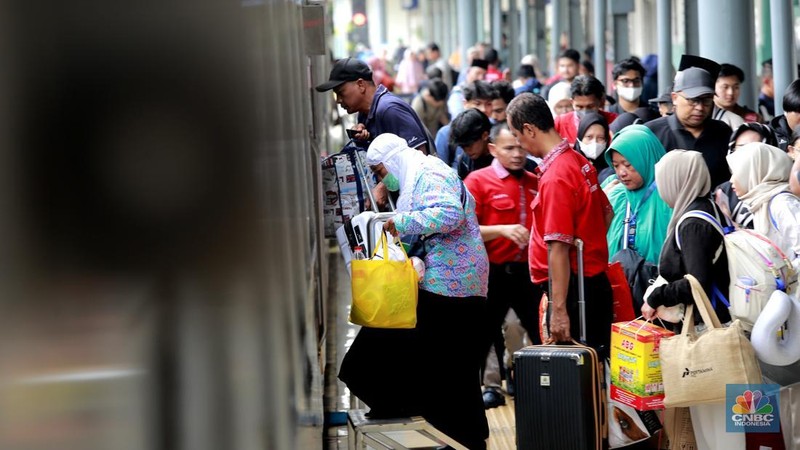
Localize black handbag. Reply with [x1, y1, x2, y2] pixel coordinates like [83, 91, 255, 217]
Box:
[401, 181, 468, 259]
[610, 186, 659, 311]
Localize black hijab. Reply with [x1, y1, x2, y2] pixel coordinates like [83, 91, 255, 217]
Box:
[574, 112, 612, 172]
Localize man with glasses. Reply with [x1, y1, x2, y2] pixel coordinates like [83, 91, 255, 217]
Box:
[608, 58, 657, 122]
[646, 67, 732, 187]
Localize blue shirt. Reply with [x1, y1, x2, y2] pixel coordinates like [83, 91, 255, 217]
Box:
[434, 124, 465, 169]
[358, 85, 428, 150]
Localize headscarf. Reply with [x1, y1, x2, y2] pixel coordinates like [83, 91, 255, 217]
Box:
[367, 133, 436, 211]
[603, 125, 673, 263]
[655, 150, 711, 237]
[727, 142, 793, 233]
[575, 112, 611, 169]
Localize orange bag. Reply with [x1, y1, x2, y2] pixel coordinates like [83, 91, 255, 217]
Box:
[607, 262, 636, 322]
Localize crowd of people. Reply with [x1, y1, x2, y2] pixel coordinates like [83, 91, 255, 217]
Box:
[317, 43, 800, 449]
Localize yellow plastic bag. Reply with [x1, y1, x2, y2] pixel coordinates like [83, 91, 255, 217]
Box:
[350, 234, 418, 329]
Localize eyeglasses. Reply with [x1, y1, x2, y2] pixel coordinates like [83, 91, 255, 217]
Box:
[616, 77, 642, 87]
[677, 94, 714, 108]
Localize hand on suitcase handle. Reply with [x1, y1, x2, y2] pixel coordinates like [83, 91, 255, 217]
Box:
[548, 305, 572, 343]
[383, 218, 398, 237]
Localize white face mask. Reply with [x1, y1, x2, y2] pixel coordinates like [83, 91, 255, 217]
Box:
[581, 141, 606, 160]
[617, 86, 643, 102]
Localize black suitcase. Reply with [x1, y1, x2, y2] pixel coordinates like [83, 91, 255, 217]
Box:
[514, 239, 606, 450]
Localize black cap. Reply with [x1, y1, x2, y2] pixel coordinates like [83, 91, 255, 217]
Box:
[649, 92, 673, 105]
[315, 58, 373, 92]
[678, 54, 721, 79]
[673, 67, 715, 99]
[470, 58, 489, 70]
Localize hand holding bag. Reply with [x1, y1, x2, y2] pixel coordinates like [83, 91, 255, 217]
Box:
[659, 274, 762, 408]
[350, 234, 419, 329]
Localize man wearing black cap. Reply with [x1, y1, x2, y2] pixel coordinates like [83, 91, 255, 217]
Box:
[316, 57, 431, 155]
[645, 66, 732, 187]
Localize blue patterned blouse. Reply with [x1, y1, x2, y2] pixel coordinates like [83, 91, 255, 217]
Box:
[393, 165, 489, 298]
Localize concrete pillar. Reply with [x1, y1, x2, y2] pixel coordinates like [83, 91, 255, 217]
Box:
[551, 0, 563, 73]
[422, 0, 433, 46]
[520, 0, 530, 57]
[611, 0, 635, 62]
[508, 0, 520, 74]
[657, 0, 673, 95]
[374, 0, 387, 46]
[458, 0, 478, 72]
[476, 0, 485, 43]
[698, 0, 756, 109]
[492, 0, 503, 55]
[759, 0, 772, 65]
[771, 0, 796, 115]
[684, 0, 699, 56]
[534, 0, 547, 74]
[568, 0, 583, 55]
[594, 0, 607, 86]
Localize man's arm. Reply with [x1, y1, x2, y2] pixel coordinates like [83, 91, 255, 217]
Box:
[547, 240, 572, 342]
[480, 224, 529, 246]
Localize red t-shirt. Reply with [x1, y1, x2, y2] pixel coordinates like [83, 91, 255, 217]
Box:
[553, 110, 618, 144]
[528, 140, 612, 284]
[464, 159, 539, 264]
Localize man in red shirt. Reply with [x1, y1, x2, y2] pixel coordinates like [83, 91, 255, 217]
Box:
[464, 122, 541, 408]
[506, 93, 614, 358]
[554, 75, 617, 144]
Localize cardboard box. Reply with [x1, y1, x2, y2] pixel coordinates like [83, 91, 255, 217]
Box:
[610, 320, 674, 410]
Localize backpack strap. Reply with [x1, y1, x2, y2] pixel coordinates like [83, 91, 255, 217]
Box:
[767, 191, 796, 232]
[675, 210, 725, 264]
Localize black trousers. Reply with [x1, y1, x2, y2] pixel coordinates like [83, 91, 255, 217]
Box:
[538, 271, 613, 361]
[339, 289, 489, 450]
[483, 262, 543, 358]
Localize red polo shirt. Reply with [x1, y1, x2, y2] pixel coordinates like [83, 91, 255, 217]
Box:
[464, 159, 539, 264]
[528, 140, 612, 284]
[553, 110, 618, 143]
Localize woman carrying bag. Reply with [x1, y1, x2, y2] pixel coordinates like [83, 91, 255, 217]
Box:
[339, 133, 490, 450]
[604, 125, 673, 309]
[642, 150, 744, 450]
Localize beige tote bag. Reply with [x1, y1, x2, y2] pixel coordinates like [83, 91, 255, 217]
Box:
[659, 275, 762, 408]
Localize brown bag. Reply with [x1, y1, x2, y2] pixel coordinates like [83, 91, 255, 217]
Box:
[662, 407, 697, 450]
[659, 275, 762, 408]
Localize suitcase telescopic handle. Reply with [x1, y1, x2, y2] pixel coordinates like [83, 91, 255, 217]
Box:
[575, 238, 587, 345]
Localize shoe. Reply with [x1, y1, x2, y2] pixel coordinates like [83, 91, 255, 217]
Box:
[482, 388, 506, 409]
[506, 368, 515, 397]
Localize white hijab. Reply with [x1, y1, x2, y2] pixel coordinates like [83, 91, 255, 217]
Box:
[655, 150, 711, 237]
[366, 133, 429, 210]
[727, 142, 793, 233]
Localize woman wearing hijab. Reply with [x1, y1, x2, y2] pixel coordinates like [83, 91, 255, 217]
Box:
[641, 150, 732, 324]
[339, 133, 490, 450]
[714, 123, 781, 230]
[727, 142, 800, 270]
[604, 125, 672, 266]
[574, 112, 613, 182]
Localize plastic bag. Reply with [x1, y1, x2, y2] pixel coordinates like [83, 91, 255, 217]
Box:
[350, 234, 419, 329]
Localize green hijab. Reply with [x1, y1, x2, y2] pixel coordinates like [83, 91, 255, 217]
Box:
[604, 125, 673, 264]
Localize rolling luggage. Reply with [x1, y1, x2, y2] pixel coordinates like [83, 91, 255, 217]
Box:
[337, 211, 398, 275]
[514, 239, 606, 450]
